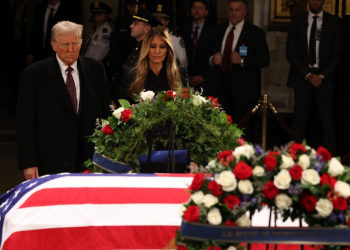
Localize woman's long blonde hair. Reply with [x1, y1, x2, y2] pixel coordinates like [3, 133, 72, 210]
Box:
[128, 27, 183, 98]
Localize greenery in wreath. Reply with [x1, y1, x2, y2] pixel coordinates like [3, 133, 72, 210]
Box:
[85, 86, 243, 173]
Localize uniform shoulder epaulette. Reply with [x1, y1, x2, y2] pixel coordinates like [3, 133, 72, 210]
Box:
[103, 28, 109, 33]
[171, 32, 180, 38]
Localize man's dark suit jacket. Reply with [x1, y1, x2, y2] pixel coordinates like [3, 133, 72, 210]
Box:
[17, 55, 111, 176]
[177, 22, 215, 96]
[212, 21, 270, 101]
[27, 0, 80, 62]
[286, 11, 343, 88]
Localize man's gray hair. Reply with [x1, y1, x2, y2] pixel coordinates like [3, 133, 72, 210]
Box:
[51, 21, 83, 42]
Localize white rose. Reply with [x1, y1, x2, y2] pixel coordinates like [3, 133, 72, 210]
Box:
[207, 207, 222, 225]
[140, 90, 155, 101]
[315, 198, 333, 217]
[274, 169, 292, 190]
[328, 157, 344, 177]
[238, 180, 254, 194]
[215, 171, 237, 192]
[227, 247, 237, 250]
[280, 155, 294, 169]
[334, 181, 350, 199]
[206, 159, 217, 169]
[301, 169, 320, 185]
[233, 144, 254, 160]
[192, 95, 206, 106]
[202, 194, 219, 208]
[191, 191, 205, 205]
[298, 154, 310, 170]
[178, 204, 187, 217]
[252, 166, 265, 177]
[274, 193, 292, 210]
[310, 148, 316, 158]
[235, 214, 251, 227]
[112, 107, 125, 119]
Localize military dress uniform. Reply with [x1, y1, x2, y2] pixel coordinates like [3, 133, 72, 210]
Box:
[167, 28, 188, 68]
[126, 40, 143, 67]
[85, 21, 112, 62]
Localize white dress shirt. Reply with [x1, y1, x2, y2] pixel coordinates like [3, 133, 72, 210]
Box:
[307, 10, 323, 68]
[192, 21, 205, 40]
[209, 20, 245, 66]
[56, 54, 80, 112]
[43, 1, 61, 47]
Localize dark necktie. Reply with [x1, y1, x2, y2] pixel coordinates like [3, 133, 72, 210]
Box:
[222, 26, 235, 73]
[66, 66, 77, 114]
[191, 26, 199, 56]
[309, 16, 318, 66]
[45, 8, 55, 47]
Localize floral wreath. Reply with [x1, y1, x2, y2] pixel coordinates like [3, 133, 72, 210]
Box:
[85, 87, 243, 173]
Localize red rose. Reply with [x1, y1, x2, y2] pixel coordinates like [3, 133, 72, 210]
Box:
[289, 165, 303, 180]
[207, 96, 219, 107]
[181, 88, 190, 98]
[177, 246, 188, 250]
[188, 173, 205, 191]
[262, 181, 279, 199]
[269, 151, 280, 157]
[227, 115, 233, 125]
[83, 169, 92, 174]
[206, 247, 222, 250]
[237, 138, 245, 145]
[224, 220, 236, 226]
[264, 155, 278, 171]
[316, 146, 332, 162]
[216, 150, 234, 164]
[222, 195, 241, 209]
[121, 109, 133, 121]
[288, 143, 306, 160]
[300, 193, 317, 212]
[320, 173, 337, 189]
[233, 161, 253, 180]
[163, 90, 176, 100]
[332, 197, 348, 211]
[183, 205, 201, 222]
[208, 181, 223, 196]
[102, 124, 114, 135]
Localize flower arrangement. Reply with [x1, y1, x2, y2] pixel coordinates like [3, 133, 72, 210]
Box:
[175, 141, 350, 250]
[262, 142, 350, 229]
[86, 87, 243, 173]
[176, 140, 269, 249]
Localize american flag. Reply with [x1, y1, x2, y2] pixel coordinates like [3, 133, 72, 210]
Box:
[0, 173, 193, 250]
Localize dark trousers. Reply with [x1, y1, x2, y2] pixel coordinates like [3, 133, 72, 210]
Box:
[218, 72, 258, 142]
[292, 80, 336, 155]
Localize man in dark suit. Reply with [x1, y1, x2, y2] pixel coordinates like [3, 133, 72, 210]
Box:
[210, 0, 269, 142]
[286, 0, 343, 155]
[17, 21, 111, 180]
[26, 0, 80, 65]
[177, 0, 215, 97]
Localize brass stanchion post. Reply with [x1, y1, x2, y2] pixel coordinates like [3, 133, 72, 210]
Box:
[261, 94, 269, 151]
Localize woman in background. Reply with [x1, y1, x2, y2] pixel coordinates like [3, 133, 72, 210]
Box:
[120, 27, 188, 103]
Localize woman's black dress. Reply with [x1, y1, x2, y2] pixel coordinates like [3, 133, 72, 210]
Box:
[119, 65, 189, 174]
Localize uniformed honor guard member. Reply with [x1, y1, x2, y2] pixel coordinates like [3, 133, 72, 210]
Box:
[151, 4, 188, 68]
[84, 2, 112, 62]
[126, 6, 163, 67]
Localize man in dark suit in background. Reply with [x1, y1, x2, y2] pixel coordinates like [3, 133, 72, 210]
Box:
[210, 0, 269, 142]
[17, 21, 111, 180]
[286, 0, 343, 155]
[26, 0, 80, 64]
[177, 0, 215, 97]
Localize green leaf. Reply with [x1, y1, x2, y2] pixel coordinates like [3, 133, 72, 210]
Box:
[119, 99, 131, 109]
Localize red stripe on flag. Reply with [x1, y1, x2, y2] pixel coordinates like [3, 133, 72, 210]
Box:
[19, 188, 190, 208]
[3, 226, 178, 250]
